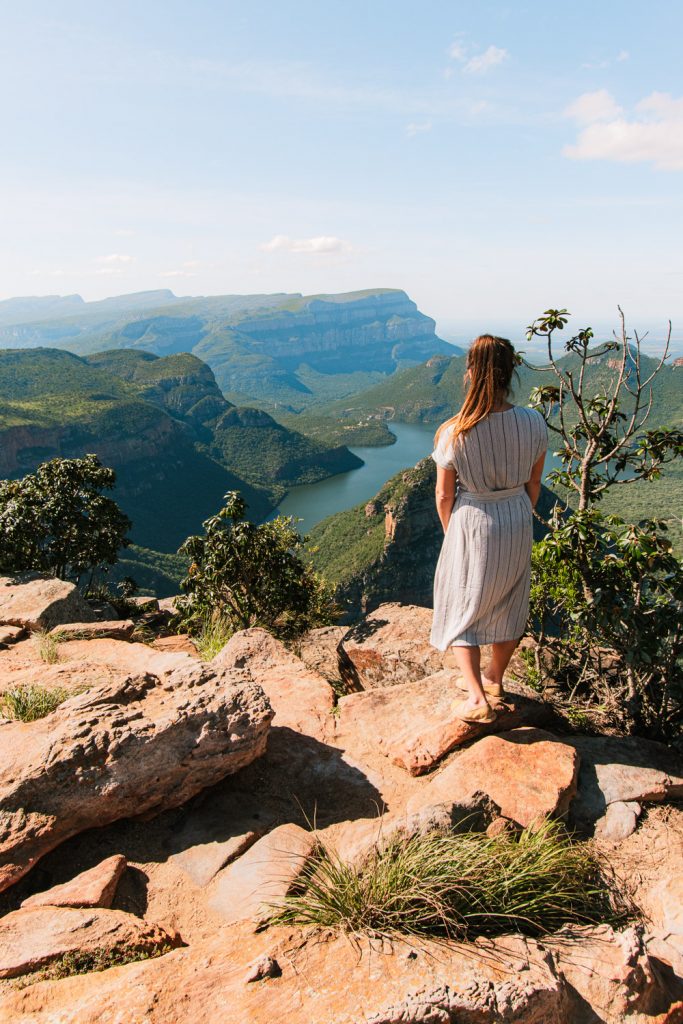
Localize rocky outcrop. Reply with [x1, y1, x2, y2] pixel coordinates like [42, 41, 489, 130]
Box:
[0, 905, 181, 979]
[21, 856, 127, 910]
[0, 574, 95, 631]
[0, 660, 273, 891]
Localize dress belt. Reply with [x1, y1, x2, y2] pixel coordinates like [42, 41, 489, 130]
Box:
[458, 485, 526, 502]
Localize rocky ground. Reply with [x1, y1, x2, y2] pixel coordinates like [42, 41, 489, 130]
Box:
[0, 576, 681, 1023]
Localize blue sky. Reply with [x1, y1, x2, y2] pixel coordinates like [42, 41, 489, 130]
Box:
[1, 1, 681, 343]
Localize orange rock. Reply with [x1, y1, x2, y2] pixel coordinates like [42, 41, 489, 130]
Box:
[151, 634, 199, 656]
[21, 855, 127, 910]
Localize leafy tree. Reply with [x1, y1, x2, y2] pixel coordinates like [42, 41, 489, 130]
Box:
[175, 491, 335, 641]
[0, 454, 132, 584]
[525, 309, 683, 738]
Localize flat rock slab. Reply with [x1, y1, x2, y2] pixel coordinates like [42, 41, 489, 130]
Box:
[337, 670, 550, 775]
[49, 621, 135, 641]
[151, 634, 199, 656]
[0, 927, 571, 1023]
[208, 823, 316, 926]
[568, 735, 683, 835]
[21, 855, 127, 910]
[0, 624, 25, 645]
[407, 728, 580, 827]
[214, 628, 334, 741]
[0, 661, 273, 892]
[339, 603, 445, 689]
[0, 905, 181, 979]
[0, 574, 95, 631]
[171, 831, 260, 888]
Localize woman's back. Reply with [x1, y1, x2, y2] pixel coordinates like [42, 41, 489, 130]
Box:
[433, 405, 546, 493]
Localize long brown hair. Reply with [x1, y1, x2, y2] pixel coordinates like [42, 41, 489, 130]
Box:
[434, 334, 518, 450]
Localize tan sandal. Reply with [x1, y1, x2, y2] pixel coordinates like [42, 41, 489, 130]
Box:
[450, 700, 497, 725]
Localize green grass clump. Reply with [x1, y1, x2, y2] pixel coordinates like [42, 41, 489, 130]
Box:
[192, 614, 234, 660]
[0, 684, 72, 722]
[273, 818, 627, 940]
[33, 629, 61, 664]
[9, 943, 177, 990]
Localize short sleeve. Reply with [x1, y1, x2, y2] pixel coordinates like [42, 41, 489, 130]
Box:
[533, 410, 548, 464]
[431, 424, 457, 470]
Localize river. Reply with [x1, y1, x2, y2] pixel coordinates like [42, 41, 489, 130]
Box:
[269, 421, 565, 534]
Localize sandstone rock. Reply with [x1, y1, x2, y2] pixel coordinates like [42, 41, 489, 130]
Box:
[151, 634, 199, 656]
[339, 603, 444, 689]
[406, 728, 580, 828]
[157, 597, 180, 616]
[128, 596, 159, 613]
[0, 662, 274, 892]
[595, 800, 642, 841]
[568, 735, 683, 835]
[337, 670, 551, 775]
[0, 927, 570, 1023]
[21, 855, 127, 910]
[171, 831, 260, 888]
[0, 905, 181, 979]
[49, 620, 135, 641]
[646, 875, 683, 971]
[0, 574, 95, 631]
[547, 924, 664, 1022]
[244, 954, 281, 983]
[294, 625, 347, 689]
[0, 624, 25, 645]
[214, 628, 334, 741]
[208, 824, 316, 926]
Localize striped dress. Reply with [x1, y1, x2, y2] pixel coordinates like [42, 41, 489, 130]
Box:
[430, 405, 548, 649]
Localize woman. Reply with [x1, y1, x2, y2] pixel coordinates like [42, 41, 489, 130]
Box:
[430, 334, 547, 723]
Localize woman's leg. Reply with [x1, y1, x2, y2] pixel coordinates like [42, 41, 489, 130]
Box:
[481, 638, 520, 689]
[447, 644, 488, 707]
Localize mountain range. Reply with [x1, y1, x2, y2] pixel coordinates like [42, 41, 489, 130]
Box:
[0, 288, 458, 410]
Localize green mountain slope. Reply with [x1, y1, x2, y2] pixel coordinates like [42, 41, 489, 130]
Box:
[0, 289, 459, 409]
[0, 348, 362, 551]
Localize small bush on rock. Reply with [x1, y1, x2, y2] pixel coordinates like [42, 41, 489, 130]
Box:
[0, 684, 72, 722]
[175, 491, 336, 642]
[273, 818, 628, 940]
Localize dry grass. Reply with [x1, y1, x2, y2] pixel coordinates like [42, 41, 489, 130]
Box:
[0, 684, 72, 722]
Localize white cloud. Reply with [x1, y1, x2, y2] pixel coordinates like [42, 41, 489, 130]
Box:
[563, 91, 683, 170]
[463, 45, 508, 75]
[564, 89, 623, 125]
[617, 50, 630, 62]
[96, 253, 134, 265]
[260, 234, 348, 254]
[448, 39, 467, 61]
[405, 120, 432, 137]
[160, 260, 201, 278]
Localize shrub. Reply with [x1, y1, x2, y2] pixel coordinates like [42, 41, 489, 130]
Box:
[0, 684, 72, 722]
[0, 454, 131, 584]
[526, 309, 683, 739]
[273, 818, 627, 940]
[174, 491, 336, 641]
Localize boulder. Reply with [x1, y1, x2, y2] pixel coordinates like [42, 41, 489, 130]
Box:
[646, 875, 683, 972]
[49, 621, 135, 641]
[0, 662, 274, 892]
[151, 634, 199, 656]
[0, 905, 180, 979]
[568, 735, 683, 838]
[171, 831, 260, 889]
[213, 628, 334, 741]
[0, 574, 95, 631]
[339, 603, 444, 689]
[294, 625, 347, 689]
[208, 823, 316, 927]
[546, 924, 665, 1022]
[0, 624, 26, 645]
[406, 728, 580, 828]
[21, 855, 127, 910]
[336, 670, 551, 775]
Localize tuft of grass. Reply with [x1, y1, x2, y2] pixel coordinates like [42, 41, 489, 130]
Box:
[0, 684, 72, 722]
[192, 614, 234, 660]
[34, 629, 60, 664]
[273, 818, 629, 941]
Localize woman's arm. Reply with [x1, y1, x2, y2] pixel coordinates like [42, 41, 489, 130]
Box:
[435, 465, 457, 533]
[525, 450, 546, 508]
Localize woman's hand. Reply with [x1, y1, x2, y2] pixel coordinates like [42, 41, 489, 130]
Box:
[435, 465, 457, 533]
[525, 450, 546, 508]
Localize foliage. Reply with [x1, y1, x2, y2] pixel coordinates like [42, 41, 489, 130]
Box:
[273, 818, 627, 940]
[0, 684, 72, 722]
[526, 309, 683, 738]
[34, 630, 60, 665]
[0, 455, 131, 583]
[174, 491, 336, 641]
